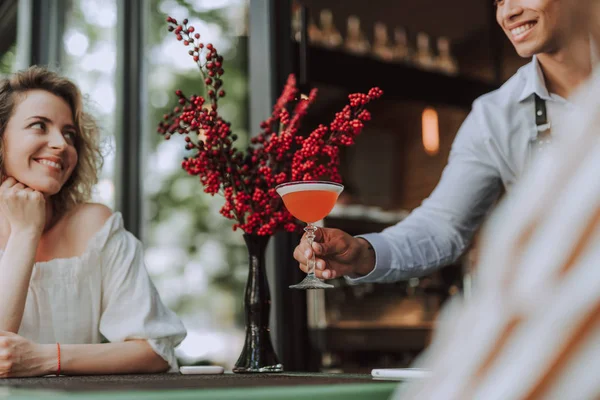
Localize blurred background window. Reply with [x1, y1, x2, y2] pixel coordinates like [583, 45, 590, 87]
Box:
[61, 0, 118, 209]
[143, 0, 250, 368]
[0, 0, 18, 76]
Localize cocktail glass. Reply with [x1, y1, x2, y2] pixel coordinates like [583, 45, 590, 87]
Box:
[276, 181, 344, 289]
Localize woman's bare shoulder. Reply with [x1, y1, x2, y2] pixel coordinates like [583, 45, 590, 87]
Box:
[62, 203, 114, 249]
[67, 202, 113, 224]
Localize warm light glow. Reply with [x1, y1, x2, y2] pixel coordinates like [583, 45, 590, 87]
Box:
[422, 107, 440, 156]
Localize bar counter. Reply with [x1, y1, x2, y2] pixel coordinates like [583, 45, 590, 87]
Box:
[0, 372, 399, 400]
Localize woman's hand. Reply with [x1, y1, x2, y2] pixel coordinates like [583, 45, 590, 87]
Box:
[0, 331, 54, 378]
[0, 177, 46, 236]
[293, 227, 376, 279]
[0, 178, 46, 333]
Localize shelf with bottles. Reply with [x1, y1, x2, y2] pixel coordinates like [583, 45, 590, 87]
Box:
[291, 7, 498, 109]
[292, 8, 459, 75]
[294, 42, 496, 109]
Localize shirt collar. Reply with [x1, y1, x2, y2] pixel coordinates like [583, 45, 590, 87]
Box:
[518, 55, 550, 103]
[519, 37, 600, 103]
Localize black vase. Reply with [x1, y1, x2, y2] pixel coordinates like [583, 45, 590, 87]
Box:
[232, 234, 283, 373]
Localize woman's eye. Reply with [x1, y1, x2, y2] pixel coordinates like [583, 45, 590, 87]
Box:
[29, 121, 45, 130]
[64, 132, 75, 141]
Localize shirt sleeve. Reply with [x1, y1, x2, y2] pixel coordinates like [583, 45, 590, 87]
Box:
[346, 101, 503, 283]
[96, 213, 187, 372]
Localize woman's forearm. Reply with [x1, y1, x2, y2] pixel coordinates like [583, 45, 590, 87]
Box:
[0, 230, 40, 332]
[40, 340, 170, 375]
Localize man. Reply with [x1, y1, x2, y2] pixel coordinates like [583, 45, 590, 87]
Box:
[395, 0, 600, 397]
[293, 0, 596, 283]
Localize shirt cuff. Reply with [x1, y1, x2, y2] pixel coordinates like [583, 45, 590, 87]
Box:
[344, 233, 393, 284]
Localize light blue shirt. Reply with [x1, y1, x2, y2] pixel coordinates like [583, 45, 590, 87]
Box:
[346, 57, 578, 284]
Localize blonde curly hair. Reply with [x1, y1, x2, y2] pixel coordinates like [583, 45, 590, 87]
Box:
[0, 66, 103, 217]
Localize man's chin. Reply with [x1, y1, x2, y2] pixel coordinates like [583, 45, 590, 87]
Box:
[514, 44, 540, 59]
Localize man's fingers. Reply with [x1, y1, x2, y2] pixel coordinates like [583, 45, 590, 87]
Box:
[311, 241, 323, 255]
[314, 258, 326, 270]
[301, 228, 350, 257]
[296, 246, 330, 271]
[298, 263, 334, 279]
[293, 245, 311, 263]
[321, 269, 337, 279]
[298, 247, 328, 271]
[311, 237, 348, 258]
[313, 228, 324, 242]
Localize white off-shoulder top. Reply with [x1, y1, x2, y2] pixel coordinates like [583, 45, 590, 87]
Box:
[7, 212, 187, 372]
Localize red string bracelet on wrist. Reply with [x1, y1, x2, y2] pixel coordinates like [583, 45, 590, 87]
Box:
[56, 342, 61, 376]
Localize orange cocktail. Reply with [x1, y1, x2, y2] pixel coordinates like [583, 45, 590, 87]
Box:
[280, 189, 339, 223]
[276, 181, 344, 289]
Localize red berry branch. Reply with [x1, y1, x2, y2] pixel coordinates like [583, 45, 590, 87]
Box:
[158, 16, 383, 235]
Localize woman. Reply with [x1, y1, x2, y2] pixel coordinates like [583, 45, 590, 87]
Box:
[0, 66, 186, 377]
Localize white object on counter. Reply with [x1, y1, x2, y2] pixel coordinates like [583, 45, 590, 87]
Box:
[180, 366, 225, 375]
[371, 368, 431, 380]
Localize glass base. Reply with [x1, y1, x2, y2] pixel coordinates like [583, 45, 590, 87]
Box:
[289, 275, 334, 290]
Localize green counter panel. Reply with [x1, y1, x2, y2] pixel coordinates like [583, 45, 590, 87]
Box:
[0, 373, 400, 400]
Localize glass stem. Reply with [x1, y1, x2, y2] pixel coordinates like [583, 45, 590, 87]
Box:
[304, 223, 317, 278]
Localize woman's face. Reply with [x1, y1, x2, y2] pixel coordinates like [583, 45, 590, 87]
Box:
[2, 90, 78, 195]
[496, 0, 563, 57]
